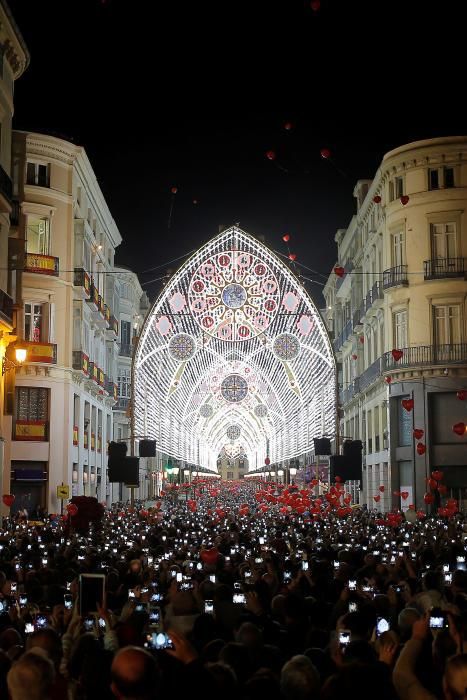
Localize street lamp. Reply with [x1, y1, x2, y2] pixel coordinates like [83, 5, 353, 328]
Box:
[277, 469, 284, 484]
[2, 345, 27, 375]
[290, 467, 297, 485]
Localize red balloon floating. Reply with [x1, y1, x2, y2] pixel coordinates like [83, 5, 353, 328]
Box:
[453, 422, 466, 436]
[265, 457, 270, 466]
[266, 150, 276, 161]
[401, 398, 414, 412]
[373, 495, 381, 503]
[457, 389, 467, 401]
[171, 186, 178, 194]
[437, 484, 448, 495]
[391, 349, 403, 361]
[432, 470, 443, 481]
[385, 376, 392, 384]
[423, 493, 434, 505]
[334, 265, 345, 278]
[351, 354, 358, 360]
[416, 443, 426, 456]
[67, 503, 78, 516]
[288, 253, 297, 261]
[200, 548, 219, 565]
[320, 147, 331, 159]
[2, 494, 15, 508]
[283, 122, 294, 131]
[282, 234, 290, 242]
[413, 429, 424, 440]
[400, 195, 410, 205]
[359, 336, 365, 344]
[373, 195, 382, 204]
[427, 478, 437, 490]
[379, 485, 385, 492]
[310, 0, 320, 10]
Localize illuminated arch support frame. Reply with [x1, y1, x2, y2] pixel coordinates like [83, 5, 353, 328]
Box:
[134, 226, 336, 474]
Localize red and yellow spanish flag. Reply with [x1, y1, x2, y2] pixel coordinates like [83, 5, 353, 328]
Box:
[15, 420, 47, 441]
[24, 341, 57, 364]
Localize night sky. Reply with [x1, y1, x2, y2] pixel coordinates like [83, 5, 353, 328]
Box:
[7, 0, 465, 304]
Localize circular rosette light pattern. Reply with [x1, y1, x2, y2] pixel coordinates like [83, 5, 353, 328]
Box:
[254, 404, 268, 418]
[188, 250, 280, 341]
[221, 374, 249, 403]
[272, 333, 301, 361]
[226, 425, 241, 441]
[199, 404, 214, 418]
[168, 333, 197, 361]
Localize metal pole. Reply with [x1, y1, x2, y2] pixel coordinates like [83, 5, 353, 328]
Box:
[130, 334, 137, 508]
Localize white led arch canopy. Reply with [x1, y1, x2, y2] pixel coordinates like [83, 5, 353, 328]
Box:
[134, 226, 336, 472]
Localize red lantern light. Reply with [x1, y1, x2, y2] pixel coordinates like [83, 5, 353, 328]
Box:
[457, 390, 467, 401]
[320, 147, 331, 159]
[282, 234, 290, 242]
[2, 494, 15, 508]
[373, 195, 382, 204]
[288, 253, 297, 261]
[334, 265, 345, 278]
[413, 428, 424, 440]
[266, 150, 276, 161]
[416, 443, 426, 456]
[171, 186, 178, 194]
[402, 398, 414, 412]
[400, 195, 410, 205]
[391, 348, 403, 361]
[423, 493, 435, 505]
[453, 422, 466, 436]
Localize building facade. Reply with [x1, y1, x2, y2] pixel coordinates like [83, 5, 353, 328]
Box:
[112, 265, 149, 502]
[0, 0, 29, 504]
[4, 131, 122, 515]
[323, 136, 467, 511]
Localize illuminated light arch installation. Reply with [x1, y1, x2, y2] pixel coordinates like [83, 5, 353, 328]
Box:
[134, 225, 336, 472]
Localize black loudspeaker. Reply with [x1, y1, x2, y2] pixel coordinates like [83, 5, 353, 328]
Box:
[108, 456, 139, 486]
[108, 441, 127, 466]
[343, 439, 363, 469]
[314, 437, 332, 456]
[139, 439, 156, 457]
[329, 454, 362, 483]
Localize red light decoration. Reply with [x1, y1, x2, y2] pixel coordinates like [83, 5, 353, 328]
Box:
[453, 422, 466, 436]
[282, 234, 291, 242]
[400, 195, 410, 205]
[401, 398, 414, 412]
[373, 195, 382, 204]
[320, 148, 331, 159]
[416, 443, 426, 456]
[413, 428, 424, 440]
[266, 150, 276, 161]
[334, 265, 345, 278]
[391, 349, 403, 361]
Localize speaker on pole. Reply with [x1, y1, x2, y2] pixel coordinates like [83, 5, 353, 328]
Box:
[139, 439, 156, 458]
[313, 437, 332, 456]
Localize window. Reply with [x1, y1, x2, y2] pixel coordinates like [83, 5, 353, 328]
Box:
[395, 177, 404, 198]
[398, 399, 412, 446]
[16, 387, 48, 421]
[118, 368, 131, 398]
[227, 471, 234, 480]
[393, 310, 408, 348]
[24, 303, 43, 342]
[434, 305, 461, 345]
[26, 162, 50, 187]
[26, 216, 50, 255]
[392, 231, 405, 267]
[429, 168, 439, 190]
[431, 222, 457, 259]
[445, 167, 455, 188]
[121, 320, 131, 345]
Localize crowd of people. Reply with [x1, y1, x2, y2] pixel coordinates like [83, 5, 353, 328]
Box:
[1, 478, 467, 700]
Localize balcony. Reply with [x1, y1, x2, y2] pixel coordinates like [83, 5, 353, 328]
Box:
[73, 268, 92, 297]
[364, 281, 383, 314]
[105, 379, 118, 400]
[0, 288, 13, 326]
[72, 350, 89, 374]
[424, 257, 466, 281]
[119, 343, 133, 357]
[359, 357, 382, 392]
[24, 252, 59, 277]
[22, 341, 57, 364]
[353, 306, 364, 330]
[382, 343, 467, 371]
[383, 265, 408, 290]
[0, 163, 12, 212]
[113, 397, 130, 410]
[342, 376, 360, 405]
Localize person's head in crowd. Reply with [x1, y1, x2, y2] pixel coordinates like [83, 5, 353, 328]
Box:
[7, 649, 55, 700]
[219, 642, 253, 686]
[280, 654, 320, 700]
[205, 662, 238, 699]
[443, 654, 467, 700]
[26, 628, 62, 670]
[398, 607, 421, 642]
[235, 622, 262, 649]
[243, 669, 282, 700]
[111, 646, 159, 700]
